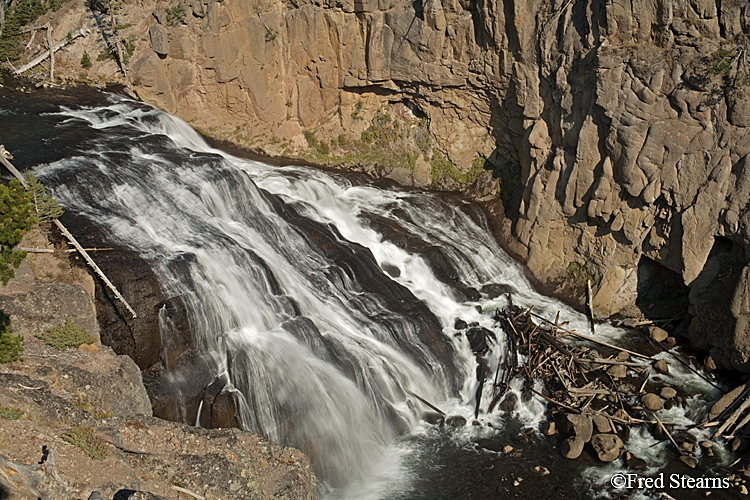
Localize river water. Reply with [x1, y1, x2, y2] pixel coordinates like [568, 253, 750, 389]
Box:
[0, 86, 736, 499]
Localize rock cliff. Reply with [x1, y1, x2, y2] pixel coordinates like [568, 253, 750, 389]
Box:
[19, 0, 750, 370]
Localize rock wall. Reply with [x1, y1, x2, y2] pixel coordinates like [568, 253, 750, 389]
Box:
[27, 0, 750, 370]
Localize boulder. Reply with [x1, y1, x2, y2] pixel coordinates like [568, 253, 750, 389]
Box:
[561, 414, 593, 442]
[660, 387, 677, 399]
[445, 415, 467, 428]
[423, 411, 445, 425]
[590, 433, 623, 462]
[648, 326, 668, 342]
[592, 414, 612, 433]
[652, 359, 669, 373]
[149, 24, 169, 57]
[561, 435, 585, 459]
[642, 393, 663, 411]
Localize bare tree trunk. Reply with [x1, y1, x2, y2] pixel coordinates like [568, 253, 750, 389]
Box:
[109, 6, 127, 81]
[46, 25, 53, 82]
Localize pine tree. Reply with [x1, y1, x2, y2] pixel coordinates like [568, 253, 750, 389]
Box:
[81, 50, 92, 69]
[0, 179, 36, 285]
[24, 172, 63, 224]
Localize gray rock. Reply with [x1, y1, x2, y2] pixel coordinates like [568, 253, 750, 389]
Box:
[423, 411, 445, 426]
[149, 24, 169, 57]
[445, 415, 467, 428]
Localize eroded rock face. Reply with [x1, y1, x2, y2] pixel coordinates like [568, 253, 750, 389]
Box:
[36, 0, 750, 370]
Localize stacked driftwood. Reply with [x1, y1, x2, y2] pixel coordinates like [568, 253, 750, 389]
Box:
[485, 301, 714, 464]
[708, 384, 750, 451]
[490, 303, 654, 424]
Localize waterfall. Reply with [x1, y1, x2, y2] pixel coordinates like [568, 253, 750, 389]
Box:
[23, 94, 713, 498]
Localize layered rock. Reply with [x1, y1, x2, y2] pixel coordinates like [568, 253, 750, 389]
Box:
[23, 0, 750, 370]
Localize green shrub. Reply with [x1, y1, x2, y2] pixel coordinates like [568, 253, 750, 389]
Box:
[0, 311, 22, 363]
[62, 426, 108, 460]
[165, 4, 186, 26]
[303, 130, 329, 156]
[265, 26, 278, 42]
[37, 318, 97, 351]
[81, 50, 92, 69]
[0, 405, 24, 420]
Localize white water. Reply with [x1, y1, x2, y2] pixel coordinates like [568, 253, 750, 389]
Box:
[30, 95, 722, 498]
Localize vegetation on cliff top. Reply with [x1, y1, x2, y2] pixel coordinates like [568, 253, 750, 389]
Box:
[37, 318, 97, 351]
[0, 0, 71, 61]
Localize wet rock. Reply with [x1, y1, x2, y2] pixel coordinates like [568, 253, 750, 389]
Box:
[381, 263, 401, 278]
[561, 414, 593, 442]
[625, 452, 648, 470]
[423, 411, 445, 426]
[680, 441, 694, 453]
[592, 415, 612, 434]
[705, 356, 717, 372]
[454, 318, 467, 330]
[480, 283, 516, 299]
[561, 435, 585, 459]
[503, 445, 514, 454]
[543, 421, 557, 436]
[652, 359, 669, 373]
[700, 441, 713, 450]
[649, 326, 668, 342]
[642, 393, 663, 411]
[660, 387, 677, 399]
[607, 364, 627, 379]
[665, 337, 677, 348]
[465, 327, 495, 354]
[498, 392, 518, 412]
[590, 433, 623, 462]
[445, 415, 467, 428]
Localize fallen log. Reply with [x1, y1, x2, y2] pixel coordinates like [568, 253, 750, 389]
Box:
[14, 24, 90, 75]
[0, 145, 137, 319]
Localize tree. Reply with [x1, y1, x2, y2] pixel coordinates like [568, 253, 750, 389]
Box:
[0, 179, 36, 285]
[708, 33, 750, 88]
[24, 172, 63, 224]
[81, 50, 92, 68]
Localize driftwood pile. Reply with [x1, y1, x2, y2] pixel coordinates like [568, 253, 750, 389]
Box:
[708, 384, 750, 451]
[491, 303, 654, 424]
[486, 301, 710, 464]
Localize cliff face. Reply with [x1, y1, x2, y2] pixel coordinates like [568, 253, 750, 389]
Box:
[31, 0, 750, 370]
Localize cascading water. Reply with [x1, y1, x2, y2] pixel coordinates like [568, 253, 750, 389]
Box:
[2, 91, 728, 499]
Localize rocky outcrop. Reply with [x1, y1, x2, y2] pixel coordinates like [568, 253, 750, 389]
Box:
[0, 230, 316, 500]
[26, 0, 750, 370]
